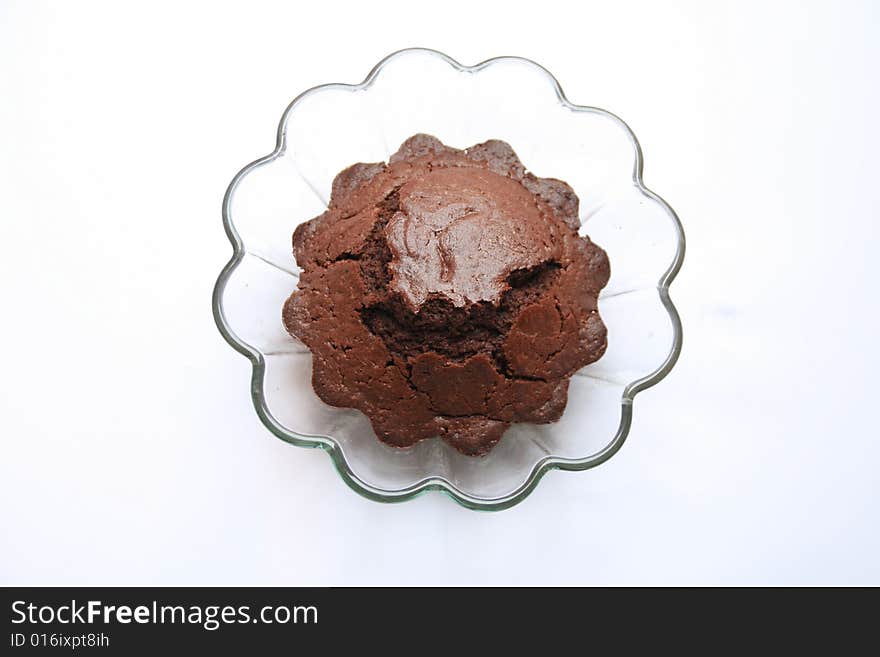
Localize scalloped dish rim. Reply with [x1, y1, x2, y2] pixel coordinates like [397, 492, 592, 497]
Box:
[212, 47, 685, 510]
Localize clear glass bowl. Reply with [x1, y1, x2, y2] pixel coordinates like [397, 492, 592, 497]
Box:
[213, 48, 684, 510]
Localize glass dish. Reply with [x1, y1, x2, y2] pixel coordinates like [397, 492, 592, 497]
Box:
[213, 48, 684, 510]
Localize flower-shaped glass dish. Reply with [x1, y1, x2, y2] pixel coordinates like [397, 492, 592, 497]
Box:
[213, 48, 684, 510]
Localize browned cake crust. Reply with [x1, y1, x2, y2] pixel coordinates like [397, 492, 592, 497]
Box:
[282, 134, 610, 455]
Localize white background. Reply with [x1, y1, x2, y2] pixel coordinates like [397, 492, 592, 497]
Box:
[2, 0, 878, 585]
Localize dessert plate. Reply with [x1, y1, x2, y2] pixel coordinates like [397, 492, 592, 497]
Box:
[213, 48, 684, 510]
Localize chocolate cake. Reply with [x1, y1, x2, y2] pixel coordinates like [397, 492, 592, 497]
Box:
[282, 134, 609, 455]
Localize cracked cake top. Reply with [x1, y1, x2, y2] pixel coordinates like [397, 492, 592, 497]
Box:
[283, 134, 609, 455]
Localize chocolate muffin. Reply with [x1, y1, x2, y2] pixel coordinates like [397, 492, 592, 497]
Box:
[282, 134, 609, 455]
